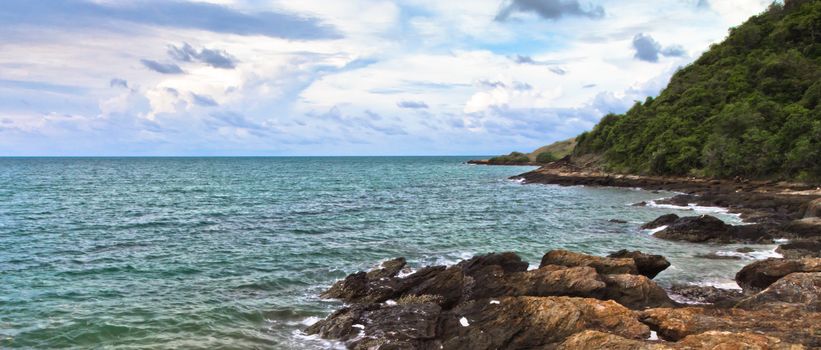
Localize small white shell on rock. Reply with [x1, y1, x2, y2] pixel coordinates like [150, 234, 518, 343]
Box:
[352, 324, 365, 329]
[489, 300, 500, 304]
[459, 317, 470, 327]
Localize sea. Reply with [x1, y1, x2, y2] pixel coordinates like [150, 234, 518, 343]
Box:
[0, 157, 781, 349]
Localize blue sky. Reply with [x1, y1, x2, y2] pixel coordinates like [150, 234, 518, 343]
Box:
[0, 0, 772, 156]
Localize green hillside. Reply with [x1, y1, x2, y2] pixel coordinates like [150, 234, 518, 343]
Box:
[574, 0, 821, 182]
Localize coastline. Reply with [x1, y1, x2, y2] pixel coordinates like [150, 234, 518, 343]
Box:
[307, 161, 821, 349]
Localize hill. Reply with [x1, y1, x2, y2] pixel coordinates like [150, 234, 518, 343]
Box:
[574, 0, 820, 182]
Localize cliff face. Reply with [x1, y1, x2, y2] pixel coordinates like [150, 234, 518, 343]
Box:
[574, 1, 821, 183]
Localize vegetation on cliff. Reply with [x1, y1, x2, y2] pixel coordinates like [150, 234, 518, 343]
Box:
[574, 0, 820, 182]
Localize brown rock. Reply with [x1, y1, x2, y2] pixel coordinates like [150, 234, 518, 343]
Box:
[735, 258, 821, 292]
[557, 330, 665, 350]
[736, 272, 821, 311]
[777, 240, 821, 259]
[653, 215, 733, 243]
[366, 257, 407, 280]
[609, 250, 671, 278]
[540, 249, 638, 275]
[602, 274, 675, 309]
[466, 265, 606, 301]
[639, 306, 821, 347]
[438, 296, 650, 350]
[668, 284, 744, 307]
[456, 252, 528, 276]
[675, 331, 803, 350]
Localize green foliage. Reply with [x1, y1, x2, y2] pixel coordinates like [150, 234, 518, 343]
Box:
[575, 1, 821, 182]
[535, 152, 558, 164]
[489, 152, 531, 165]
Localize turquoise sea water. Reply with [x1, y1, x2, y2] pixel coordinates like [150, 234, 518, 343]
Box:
[0, 157, 779, 349]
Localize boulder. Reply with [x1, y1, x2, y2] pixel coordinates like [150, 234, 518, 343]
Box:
[777, 240, 821, 259]
[736, 272, 821, 311]
[556, 330, 664, 350]
[540, 249, 639, 275]
[735, 258, 821, 292]
[306, 302, 441, 349]
[601, 274, 675, 309]
[668, 284, 744, 307]
[366, 257, 407, 280]
[608, 250, 671, 278]
[639, 306, 821, 347]
[402, 266, 464, 308]
[640, 214, 679, 230]
[437, 296, 650, 350]
[653, 215, 732, 243]
[804, 197, 821, 218]
[466, 265, 606, 301]
[455, 252, 528, 276]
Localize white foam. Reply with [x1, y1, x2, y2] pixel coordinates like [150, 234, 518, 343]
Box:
[300, 316, 322, 326]
[713, 247, 782, 260]
[774, 238, 790, 244]
[693, 279, 742, 290]
[385, 300, 397, 306]
[643, 225, 668, 235]
[291, 330, 347, 349]
[489, 300, 500, 304]
[397, 268, 416, 278]
[510, 177, 525, 184]
[459, 317, 470, 327]
[352, 324, 365, 329]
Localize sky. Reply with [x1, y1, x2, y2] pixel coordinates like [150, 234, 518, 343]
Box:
[0, 0, 773, 156]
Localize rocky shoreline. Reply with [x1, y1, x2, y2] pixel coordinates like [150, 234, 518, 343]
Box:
[307, 249, 820, 349]
[305, 162, 821, 349]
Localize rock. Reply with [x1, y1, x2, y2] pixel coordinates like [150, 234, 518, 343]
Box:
[735, 258, 821, 292]
[438, 296, 650, 350]
[455, 252, 528, 276]
[639, 306, 821, 347]
[675, 331, 802, 350]
[540, 249, 639, 275]
[610, 219, 628, 224]
[632, 201, 648, 207]
[655, 195, 694, 207]
[306, 302, 441, 349]
[608, 250, 671, 279]
[402, 266, 465, 308]
[321, 271, 372, 302]
[640, 214, 679, 230]
[736, 247, 755, 253]
[556, 330, 664, 350]
[601, 274, 675, 309]
[694, 252, 741, 260]
[653, 215, 776, 243]
[366, 257, 407, 280]
[466, 265, 606, 301]
[804, 197, 821, 218]
[736, 272, 821, 311]
[668, 284, 744, 307]
[783, 217, 821, 238]
[777, 240, 821, 258]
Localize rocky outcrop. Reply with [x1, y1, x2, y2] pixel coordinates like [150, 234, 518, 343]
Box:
[668, 284, 744, 307]
[609, 250, 671, 278]
[601, 274, 675, 309]
[735, 258, 821, 292]
[653, 215, 777, 243]
[466, 265, 606, 300]
[640, 214, 679, 230]
[640, 306, 821, 347]
[438, 296, 650, 350]
[736, 272, 821, 311]
[777, 240, 821, 258]
[455, 252, 528, 276]
[556, 330, 804, 350]
[540, 249, 639, 275]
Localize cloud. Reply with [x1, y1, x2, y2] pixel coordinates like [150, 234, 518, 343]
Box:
[549, 67, 567, 75]
[632, 33, 687, 62]
[510, 55, 567, 74]
[191, 93, 218, 107]
[168, 43, 237, 69]
[109, 78, 128, 89]
[496, 0, 605, 21]
[0, 0, 341, 40]
[397, 100, 429, 109]
[140, 59, 184, 74]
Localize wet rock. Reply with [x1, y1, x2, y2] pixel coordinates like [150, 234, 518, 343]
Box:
[608, 250, 671, 278]
[640, 214, 679, 230]
[455, 252, 528, 276]
[610, 219, 628, 224]
[736, 272, 821, 311]
[736, 247, 755, 253]
[653, 215, 776, 243]
[804, 197, 821, 218]
[668, 284, 744, 307]
[540, 249, 639, 275]
[366, 257, 407, 280]
[438, 296, 650, 350]
[777, 240, 821, 259]
[783, 217, 821, 238]
[639, 306, 821, 347]
[694, 252, 741, 260]
[655, 195, 695, 207]
[632, 201, 648, 207]
[466, 265, 606, 301]
[735, 258, 821, 292]
[306, 302, 441, 349]
[601, 274, 675, 309]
